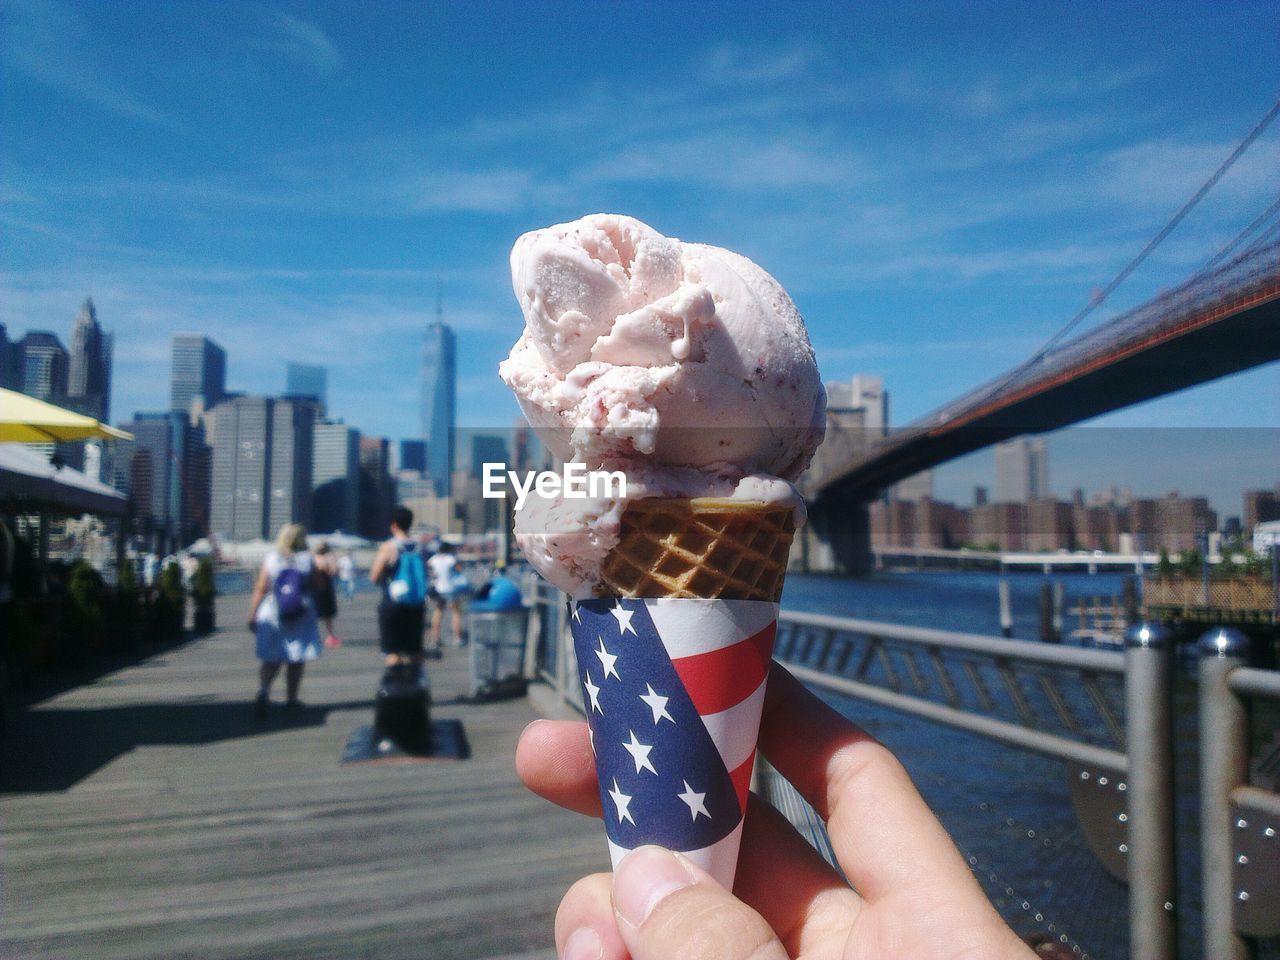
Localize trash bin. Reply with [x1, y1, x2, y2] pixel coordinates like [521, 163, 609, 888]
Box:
[467, 576, 528, 700]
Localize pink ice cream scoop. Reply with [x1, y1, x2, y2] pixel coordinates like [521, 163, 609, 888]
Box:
[500, 213, 826, 597]
[499, 213, 825, 480]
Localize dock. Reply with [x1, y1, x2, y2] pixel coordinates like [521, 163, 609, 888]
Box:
[1, 593, 600, 960]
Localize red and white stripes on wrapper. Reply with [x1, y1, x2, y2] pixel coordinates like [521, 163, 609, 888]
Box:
[569, 598, 778, 890]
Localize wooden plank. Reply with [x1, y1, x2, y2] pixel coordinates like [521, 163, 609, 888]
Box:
[1, 593, 598, 960]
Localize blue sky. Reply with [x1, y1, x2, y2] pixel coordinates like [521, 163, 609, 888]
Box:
[2, 1, 1276, 512]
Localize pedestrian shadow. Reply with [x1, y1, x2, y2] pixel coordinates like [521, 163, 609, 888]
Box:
[0, 696, 370, 794]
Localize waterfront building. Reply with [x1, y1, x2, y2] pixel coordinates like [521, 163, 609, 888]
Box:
[114, 411, 190, 552]
[0, 323, 19, 390]
[211, 396, 270, 543]
[969, 502, 1027, 551]
[893, 469, 934, 503]
[1072, 503, 1124, 552]
[312, 421, 360, 534]
[1153, 493, 1217, 555]
[870, 497, 966, 550]
[268, 398, 315, 540]
[67, 298, 112, 422]
[1243, 487, 1280, 534]
[420, 315, 456, 497]
[994, 437, 1049, 504]
[18, 331, 69, 402]
[399, 438, 427, 474]
[357, 436, 395, 539]
[1026, 499, 1074, 553]
[170, 335, 227, 415]
[469, 432, 509, 475]
[209, 395, 313, 542]
[286, 362, 327, 416]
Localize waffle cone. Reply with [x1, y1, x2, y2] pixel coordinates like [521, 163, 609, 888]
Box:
[596, 498, 795, 601]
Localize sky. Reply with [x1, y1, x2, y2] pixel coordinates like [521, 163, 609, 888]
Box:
[2, 0, 1276, 514]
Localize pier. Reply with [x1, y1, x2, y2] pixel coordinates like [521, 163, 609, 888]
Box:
[1, 592, 594, 960]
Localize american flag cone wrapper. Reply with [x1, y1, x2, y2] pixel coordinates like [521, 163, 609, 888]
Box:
[570, 597, 778, 889]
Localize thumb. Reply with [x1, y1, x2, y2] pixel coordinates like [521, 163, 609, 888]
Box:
[612, 846, 789, 960]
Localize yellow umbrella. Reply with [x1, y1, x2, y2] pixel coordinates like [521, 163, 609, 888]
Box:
[0, 388, 133, 443]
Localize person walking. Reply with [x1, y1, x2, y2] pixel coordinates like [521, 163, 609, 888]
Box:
[312, 541, 341, 648]
[369, 506, 427, 666]
[337, 551, 357, 601]
[427, 540, 466, 649]
[246, 523, 322, 717]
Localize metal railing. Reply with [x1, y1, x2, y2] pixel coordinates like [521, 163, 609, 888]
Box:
[522, 576, 1280, 959]
[1197, 628, 1280, 960]
[770, 611, 1173, 960]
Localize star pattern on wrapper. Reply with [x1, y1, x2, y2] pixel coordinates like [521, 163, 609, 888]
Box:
[640, 683, 674, 724]
[583, 671, 603, 714]
[571, 603, 583, 623]
[595, 637, 620, 680]
[622, 729, 657, 775]
[677, 780, 711, 821]
[609, 778, 635, 826]
[570, 600, 754, 855]
[610, 602, 637, 636]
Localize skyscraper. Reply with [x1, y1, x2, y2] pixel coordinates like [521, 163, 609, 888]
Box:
[211, 396, 271, 543]
[18, 331, 69, 401]
[170, 335, 227, 415]
[358, 436, 394, 539]
[0, 324, 22, 390]
[268, 397, 315, 538]
[286, 362, 327, 415]
[420, 310, 456, 497]
[312, 421, 360, 534]
[209, 395, 312, 542]
[399, 438, 427, 474]
[994, 437, 1049, 504]
[67, 298, 113, 421]
[114, 411, 188, 552]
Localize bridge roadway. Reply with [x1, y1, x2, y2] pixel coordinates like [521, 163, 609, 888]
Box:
[813, 241, 1280, 504]
[0, 592, 594, 960]
[873, 546, 1155, 572]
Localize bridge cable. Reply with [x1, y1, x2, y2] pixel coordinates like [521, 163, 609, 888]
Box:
[964, 95, 1280, 414]
[1195, 192, 1280, 275]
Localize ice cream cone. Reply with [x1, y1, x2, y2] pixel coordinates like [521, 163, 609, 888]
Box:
[570, 498, 795, 888]
[596, 498, 795, 602]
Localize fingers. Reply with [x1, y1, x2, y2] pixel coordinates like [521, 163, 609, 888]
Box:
[758, 664, 979, 903]
[519, 719, 861, 955]
[736, 795, 862, 956]
[611, 846, 788, 960]
[516, 719, 601, 817]
[554, 873, 628, 960]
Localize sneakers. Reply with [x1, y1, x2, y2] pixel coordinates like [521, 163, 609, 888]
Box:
[324, 634, 342, 648]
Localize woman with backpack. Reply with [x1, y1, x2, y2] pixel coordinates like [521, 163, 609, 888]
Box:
[246, 522, 323, 717]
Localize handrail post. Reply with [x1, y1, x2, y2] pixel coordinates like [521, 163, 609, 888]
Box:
[1198, 627, 1253, 960]
[1123, 623, 1177, 960]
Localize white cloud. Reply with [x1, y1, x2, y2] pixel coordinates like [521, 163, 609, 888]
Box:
[271, 13, 342, 74]
[1, 0, 180, 130]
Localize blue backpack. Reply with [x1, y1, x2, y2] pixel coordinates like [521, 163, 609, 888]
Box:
[388, 542, 427, 606]
[273, 566, 307, 621]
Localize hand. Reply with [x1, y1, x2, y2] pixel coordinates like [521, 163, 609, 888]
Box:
[516, 664, 1035, 960]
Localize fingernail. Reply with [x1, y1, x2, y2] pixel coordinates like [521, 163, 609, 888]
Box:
[613, 846, 696, 928]
[562, 926, 602, 960]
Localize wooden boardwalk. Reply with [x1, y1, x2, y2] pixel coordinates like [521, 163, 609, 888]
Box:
[1, 593, 600, 960]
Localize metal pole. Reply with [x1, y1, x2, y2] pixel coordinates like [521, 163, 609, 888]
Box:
[1198, 627, 1253, 960]
[998, 579, 1013, 638]
[1124, 623, 1177, 960]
